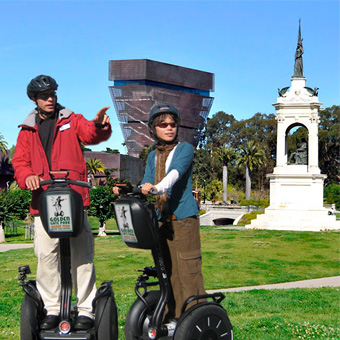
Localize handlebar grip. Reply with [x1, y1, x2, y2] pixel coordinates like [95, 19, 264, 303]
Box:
[149, 188, 158, 195]
[67, 180, 92, 188]
[117, 185, 157, 195]
[40, 180, 54, 187]
[131, 187, 157, 195]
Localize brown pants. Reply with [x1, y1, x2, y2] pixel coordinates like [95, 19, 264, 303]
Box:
[159, 216, 206, 319]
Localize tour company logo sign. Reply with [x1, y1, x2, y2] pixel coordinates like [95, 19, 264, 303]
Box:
[115, 204, 137, 243]
[46, 193, 73, 232]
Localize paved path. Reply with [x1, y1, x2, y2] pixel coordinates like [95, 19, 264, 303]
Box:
[0, 243, 33, 252]
[207, 276, 340, 293]
[2, 243, 339, 292]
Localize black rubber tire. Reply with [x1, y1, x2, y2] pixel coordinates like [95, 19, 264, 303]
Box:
[124, 291, 160, 340]
[174, 304, 233, 340]
[20, 295, 39, 340]
[96, 295, 119, 340]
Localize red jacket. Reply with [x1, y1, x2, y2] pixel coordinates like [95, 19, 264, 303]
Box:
[12, 107, 112, 215]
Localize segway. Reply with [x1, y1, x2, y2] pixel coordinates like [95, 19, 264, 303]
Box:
[114, 184, 233, 340]
[18, 171, 118, 340]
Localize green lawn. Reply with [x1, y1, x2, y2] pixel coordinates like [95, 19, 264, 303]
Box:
[1, 225, 339, 339]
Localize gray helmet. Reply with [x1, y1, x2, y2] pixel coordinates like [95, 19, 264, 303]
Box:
[148, 104, 180, 128]
[148, 104, 180, 144]
[27, 75, 58, 100]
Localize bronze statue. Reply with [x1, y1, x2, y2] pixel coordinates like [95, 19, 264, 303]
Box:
[293, 19, 304, 78]
[288, 140, 308, 165]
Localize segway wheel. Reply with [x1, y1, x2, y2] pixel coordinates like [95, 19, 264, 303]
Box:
[20, 295, 39, 340]
[174, 304, 233, 340]
[125, 291, 160, 340]
[96, 294, 118, 340]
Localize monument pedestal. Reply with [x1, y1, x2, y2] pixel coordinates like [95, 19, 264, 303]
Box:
[248, 170, 340, 231]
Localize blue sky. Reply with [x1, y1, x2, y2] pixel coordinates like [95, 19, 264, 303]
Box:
[1, 0, 339, 153]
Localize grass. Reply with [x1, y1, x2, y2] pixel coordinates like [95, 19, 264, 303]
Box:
[226, 288, 340, 340]
[1, 225, 339, 339]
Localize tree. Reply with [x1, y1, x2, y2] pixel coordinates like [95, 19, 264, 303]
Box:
[88, 186, 115, 236]
[8, 145, 15, 161]
[193, 148, 216, 189]
[104, 147, 120, 154]
[324, 184, 340, 210]
[214, 146, 237, 202]
[237, 141, 266, 200]
[230, 113, 276, 150]
[0, 133, 8, 154]
[201, 111, 276, 192]
[103, 168, 120, 192]
[0, 185, 31, 242]
[86, 158, 106, 184]
[0, 150, 14, 182]
[206, 179, 223, 203]
[318, 105, 340, 185]
[201, 111, 236, 148]
[229, 113, 276, 190]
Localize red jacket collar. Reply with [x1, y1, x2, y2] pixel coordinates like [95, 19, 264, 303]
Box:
[19, 107, 73, 129]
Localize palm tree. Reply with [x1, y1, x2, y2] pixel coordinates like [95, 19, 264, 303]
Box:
[215, 146, 237, 202]
[86, 158, 106, 184]
[237, 141, 265, 200]
[0, 133, 8, 154]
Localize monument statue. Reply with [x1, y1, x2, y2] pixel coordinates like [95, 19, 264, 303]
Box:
[288, 140, 308, 165]
[293, 19, 304, 78]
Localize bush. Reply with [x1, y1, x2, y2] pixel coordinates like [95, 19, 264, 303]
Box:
[324, 184, 340, 210]
[227, 185, 245, 204]
[0, 187, 31, 223]
[88, 186, 115, 225]
[237, 210, 264, 226]
[206, 179, 223, 202]
[239, 199, 269, 207]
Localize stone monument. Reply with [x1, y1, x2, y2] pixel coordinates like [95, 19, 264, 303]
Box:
[248, 21, 340, 231]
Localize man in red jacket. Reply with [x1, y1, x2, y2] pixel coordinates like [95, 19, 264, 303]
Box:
[12, 75, 112, 331]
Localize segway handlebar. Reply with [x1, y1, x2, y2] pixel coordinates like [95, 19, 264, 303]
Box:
[116, 183, 157, 195]
[39, 171, 92, 189]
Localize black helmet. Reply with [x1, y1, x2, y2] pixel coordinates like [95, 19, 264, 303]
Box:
[148, 104, 179, 127]
[148, 104, 180, 144]
[27, 75, 58, 100]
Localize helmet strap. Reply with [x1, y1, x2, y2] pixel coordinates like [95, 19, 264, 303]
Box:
[36, 104, 56, 120]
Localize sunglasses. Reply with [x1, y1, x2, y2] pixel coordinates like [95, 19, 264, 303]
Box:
[37, 92, 56, 100]
[156, 122, 177, 129]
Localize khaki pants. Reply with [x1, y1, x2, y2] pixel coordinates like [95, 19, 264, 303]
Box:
[34, 213, 97, 318]
[159, 216, 206, 319]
